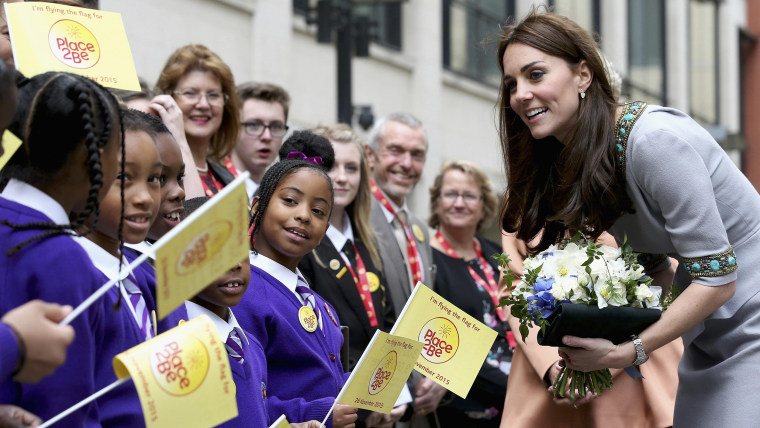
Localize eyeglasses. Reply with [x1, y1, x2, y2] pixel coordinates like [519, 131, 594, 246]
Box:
[441, 191, 482, 205]
[241, 121, 289, 138]
[172, 89, 228, 106]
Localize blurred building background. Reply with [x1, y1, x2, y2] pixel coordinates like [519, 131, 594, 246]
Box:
[99, 0, 758, 223]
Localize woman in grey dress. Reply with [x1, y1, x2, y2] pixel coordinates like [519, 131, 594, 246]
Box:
[497, 11, 759, 427]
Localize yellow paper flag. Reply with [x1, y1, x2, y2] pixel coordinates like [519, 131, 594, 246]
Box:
[4, 2, 139, 90]
[390, 284, 497, 398]
[112, 315, 237, 427]
[154, 173, 250, 319]
[269, 414, 291, 428]
[337, 331, 422, 414]
[0, 130, 22, 171]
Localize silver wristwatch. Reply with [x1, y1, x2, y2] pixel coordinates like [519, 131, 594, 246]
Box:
[630, 334, 649, 365]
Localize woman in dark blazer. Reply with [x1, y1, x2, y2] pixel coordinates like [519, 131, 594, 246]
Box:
[297, 124, 395, 370]
[429, 160, 513, 427]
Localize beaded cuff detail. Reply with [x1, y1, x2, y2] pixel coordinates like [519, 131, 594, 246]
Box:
[615, 101, 647, 176]
[636, 253, 669, 272]
[682, 247, 738, 278]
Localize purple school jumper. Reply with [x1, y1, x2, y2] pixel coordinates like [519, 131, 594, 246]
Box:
[124, 247, 189, 334]
[235, 261, 349, 427]
[183, 302, 269, 428]
[75, 237, 152, 427]
[0, 197, 105, 426]
[217, 331, 269, 428]
[0, 322, 20, 382]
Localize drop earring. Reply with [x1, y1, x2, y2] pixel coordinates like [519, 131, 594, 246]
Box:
[579, 89, 586, 99]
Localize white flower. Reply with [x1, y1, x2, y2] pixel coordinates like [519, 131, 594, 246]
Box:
[599, 245, 621, 261]
[635, 285, 662, 309]
[621, 265, 646, 282]
[595, 278, 628, 308]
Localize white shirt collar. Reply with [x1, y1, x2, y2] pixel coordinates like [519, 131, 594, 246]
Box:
[326, 213, 354, 251]
[184, 301, 248, 344]
[245, 177, 259, 202]
[73, 236, 131, 281]
[1, 179, 70, 225]
[376, 187, 408, 225]
[125, 241, 154, 259]
[249, 251, 310, 296]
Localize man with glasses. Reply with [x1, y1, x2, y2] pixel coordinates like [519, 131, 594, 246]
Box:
[365, 112, 445, 428]
[228, 82, 291, 201]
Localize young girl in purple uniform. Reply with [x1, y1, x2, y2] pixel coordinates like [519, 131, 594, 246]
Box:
[72, 108, 163, 426]
[235, 157, 358, 427]
[0, 72, 121, 425]
[181, 196, 269, 427]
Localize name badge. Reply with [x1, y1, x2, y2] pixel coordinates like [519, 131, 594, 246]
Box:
[298, 306, 318, 333]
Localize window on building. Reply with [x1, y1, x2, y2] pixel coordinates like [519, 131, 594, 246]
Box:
[353, 3, 402, 50]
[293, 0, 402, 50]
[442, 0, 514, 87]
[689, 0, 718, 125]
[626, 0, 666, 105]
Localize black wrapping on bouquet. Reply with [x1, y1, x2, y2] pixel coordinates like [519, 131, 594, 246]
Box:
[537, 303, 661, 346]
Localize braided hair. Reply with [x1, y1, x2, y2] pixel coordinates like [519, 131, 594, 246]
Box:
[249, 159, 334, 252]
[1, 72, 122, 256]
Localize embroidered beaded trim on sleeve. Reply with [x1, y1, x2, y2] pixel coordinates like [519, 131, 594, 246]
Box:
[615, 101, 648, 176]
[682, 247, 738, 278]
[636, 253, 669, 272]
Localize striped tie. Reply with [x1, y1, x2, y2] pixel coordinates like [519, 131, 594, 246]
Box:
[123, 276, 153, 342]
[226, 329, 245, 364]
[295, 280, 322, 332]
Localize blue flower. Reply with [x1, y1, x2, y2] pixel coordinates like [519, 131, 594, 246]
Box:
[527, 287, 558, 320]
[533, 277, 555, 292]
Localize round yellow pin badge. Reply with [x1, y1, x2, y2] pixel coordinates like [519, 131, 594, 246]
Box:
[298, 306, 318, 333]
[329, 259, 340, 270]
[412, 224, 425, 242]
[367, 272, 381, 292]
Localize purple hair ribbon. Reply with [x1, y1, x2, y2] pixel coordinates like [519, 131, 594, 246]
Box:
[286, 151, 323, 165]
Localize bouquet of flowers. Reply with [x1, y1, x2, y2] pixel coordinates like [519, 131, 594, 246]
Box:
[496, 233, 663, 399]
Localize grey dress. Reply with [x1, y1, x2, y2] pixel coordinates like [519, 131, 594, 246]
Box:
[608, 102, 760, 427]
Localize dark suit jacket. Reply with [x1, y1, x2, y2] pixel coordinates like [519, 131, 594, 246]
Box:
[299, 237, 396, 370]
[369, 198, 439, 426]
[369, 199, 436, 317]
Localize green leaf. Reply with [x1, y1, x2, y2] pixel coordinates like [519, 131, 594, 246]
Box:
[519, 323, 529, 342]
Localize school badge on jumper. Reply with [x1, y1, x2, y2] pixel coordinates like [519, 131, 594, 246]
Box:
[367, 272, 381, 292]
[412, 224, 425, 243]
[298, 306, 318, 333]
[329, 259, 341, 270]
[324, 303, 339, 327]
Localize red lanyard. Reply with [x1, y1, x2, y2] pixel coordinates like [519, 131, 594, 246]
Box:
[199, 165, 225, 197]
[338, 241, 378, 327]
[435, 229, 507, 322]
[370, 180, 423, 286]
[222, 156, 239, 177]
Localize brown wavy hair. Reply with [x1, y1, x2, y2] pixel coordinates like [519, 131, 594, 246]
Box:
[497, 11, 632, 255]
[155, 44, 240, 161]
[311, 123, 383, 271]
[428, 160, 498, 233]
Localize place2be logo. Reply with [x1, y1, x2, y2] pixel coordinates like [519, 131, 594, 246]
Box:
[368, 351, 397, 395]
[418, 317, 459, 364]
[150, 336, 210, 396]
[176, 221, 232, 275]
[47, 19, 100, 69]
